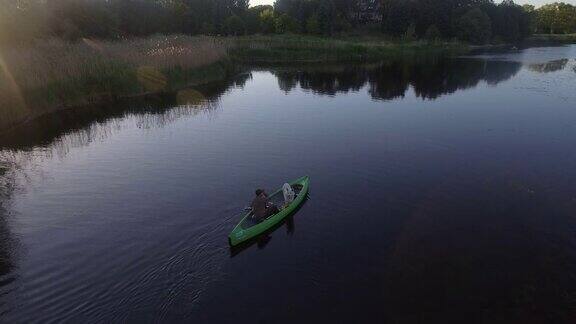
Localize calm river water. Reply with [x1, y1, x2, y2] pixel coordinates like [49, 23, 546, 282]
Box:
[1, 46, 576, 323]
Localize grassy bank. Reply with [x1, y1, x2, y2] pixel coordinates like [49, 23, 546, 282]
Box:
[0, 35, 233, 132]
[526, 34, 576, 45]
[230, 35, 468, 63]
[0, 34, 468, 133]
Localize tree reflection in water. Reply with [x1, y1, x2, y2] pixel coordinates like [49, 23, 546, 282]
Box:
[0, 56, 534, 153]
[272, 57, 523, 101]
[0, 73, 252, 152]
[528, 59, 569, 73]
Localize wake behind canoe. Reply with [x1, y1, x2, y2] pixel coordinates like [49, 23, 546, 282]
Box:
[228, 176, 310, 246]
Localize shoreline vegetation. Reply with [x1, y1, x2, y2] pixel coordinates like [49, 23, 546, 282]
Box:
[1, 32, 575, 135]
[1, 0, 575, 134]
[0, 35, 231, 133]
[0, 35, 470, 134]
[527, 33, 576, 44]
[231, 35, 468, 63]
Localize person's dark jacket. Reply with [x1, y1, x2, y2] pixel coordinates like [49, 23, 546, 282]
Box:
[251, 195, 269, 219]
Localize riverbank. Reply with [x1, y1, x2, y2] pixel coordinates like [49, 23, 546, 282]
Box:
[0, 35, 467, 134]
[527, 34, 576, 44]
[0, 35, 233, 133]
[230, 35, 468, 63]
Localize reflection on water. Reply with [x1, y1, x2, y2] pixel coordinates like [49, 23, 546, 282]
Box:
[0, 46, 575, 322]
[3, 54, 573, 153]
[529, 59, 569, 73]
[0, 73, 252, 152]
[273, 58, 522, 100]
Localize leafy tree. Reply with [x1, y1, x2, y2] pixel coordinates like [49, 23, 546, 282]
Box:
[231, 0, 250, 16]
[537, 4, 558, 33]
[306, 14, 321, 34]
[1, 0, 549, 44]
[536, 2, 576, 34]
[490, 0, 532, 43]
[223, 15, 245, 35]
[415, 0, 452, 37]
[316, 0, 337, 35]
[275, 0, 313, 28]
[243, 5, 272, 34]
[521, 4, 537, 35]
[49, 0, 120, 39]
[275, 14, 301, 33]
[455, 8, 492, 44]
[334, 13, 353, 32]
[381, 0, 414, 36]
[260, 8, 276, 34]
[115, 0, 174, 36]
[243, 11, 261, 34]
[200, 22, 216, 35]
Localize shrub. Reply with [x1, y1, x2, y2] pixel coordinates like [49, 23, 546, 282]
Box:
[306, 15, 321, 34]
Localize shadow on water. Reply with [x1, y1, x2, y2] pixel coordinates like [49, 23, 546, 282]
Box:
[0, 73, 253, 152]
[229, 196, 309, 258]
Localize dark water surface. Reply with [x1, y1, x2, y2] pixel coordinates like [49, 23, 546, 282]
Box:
[1, 46, 576, 323]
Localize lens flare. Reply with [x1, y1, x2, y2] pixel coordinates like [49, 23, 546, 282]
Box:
[0, 51, 29, 128]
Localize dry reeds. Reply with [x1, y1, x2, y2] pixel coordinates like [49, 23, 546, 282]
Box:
[0, 35, 230, 131]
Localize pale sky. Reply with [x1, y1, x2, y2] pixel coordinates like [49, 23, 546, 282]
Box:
[250, 0, 576, 7]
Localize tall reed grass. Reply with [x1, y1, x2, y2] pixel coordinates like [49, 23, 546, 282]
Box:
[0, 35, 230, 131]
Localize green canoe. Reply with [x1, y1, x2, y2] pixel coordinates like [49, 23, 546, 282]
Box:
[228, 176, 310, 246]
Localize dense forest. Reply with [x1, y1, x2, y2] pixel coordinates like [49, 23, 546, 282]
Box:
[1, 0, 576, 45]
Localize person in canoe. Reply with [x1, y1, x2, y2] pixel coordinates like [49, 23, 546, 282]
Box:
[251, 189, 280, 220]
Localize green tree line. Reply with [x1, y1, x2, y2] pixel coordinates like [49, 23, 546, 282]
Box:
[530, 2, 576, 34]
[1, 0, 575, 45]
